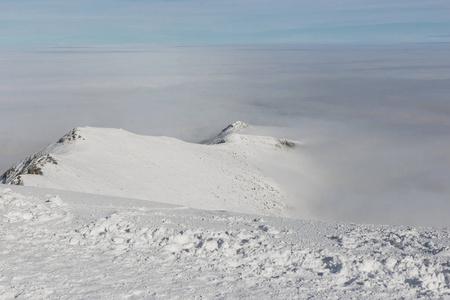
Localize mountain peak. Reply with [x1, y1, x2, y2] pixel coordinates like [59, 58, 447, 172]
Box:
[208, 121, 250, 145]
[57, 128, 86, 144]
[208, 121, 295, 149]
[0, 127, 85, 184]
[221, 121, 249, 133]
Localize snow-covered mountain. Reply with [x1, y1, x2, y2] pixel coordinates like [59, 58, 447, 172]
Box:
[1, 122, 450, 298]
[1, 122, 296, 216]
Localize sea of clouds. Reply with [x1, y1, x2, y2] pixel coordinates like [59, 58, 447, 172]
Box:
[1, 44, 449, 227]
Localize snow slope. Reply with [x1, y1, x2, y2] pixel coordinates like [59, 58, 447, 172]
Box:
[1, 185, 450, 299]
[1, 122, 296, 217]
[2, 122, 450, 298]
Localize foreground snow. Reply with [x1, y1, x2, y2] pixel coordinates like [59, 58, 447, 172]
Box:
[1, 185, 449, 299]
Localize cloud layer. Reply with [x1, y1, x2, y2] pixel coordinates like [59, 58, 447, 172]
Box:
[1, 44, 450, 226]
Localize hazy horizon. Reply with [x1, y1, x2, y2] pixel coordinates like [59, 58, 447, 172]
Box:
[1, 0, 449, 45]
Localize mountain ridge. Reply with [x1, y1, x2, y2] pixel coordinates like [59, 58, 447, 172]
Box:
[1, 122, 297, 216]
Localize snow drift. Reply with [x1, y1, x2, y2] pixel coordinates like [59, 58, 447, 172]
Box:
[1, 185, 449, 299]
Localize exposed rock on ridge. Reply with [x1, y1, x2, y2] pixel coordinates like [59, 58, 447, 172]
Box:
[0, 128, 83, 184]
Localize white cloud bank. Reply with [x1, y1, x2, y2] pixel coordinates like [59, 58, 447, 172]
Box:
[1, 44, 450, 226]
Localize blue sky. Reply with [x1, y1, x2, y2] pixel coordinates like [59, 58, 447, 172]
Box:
[1, 0, 449, 45]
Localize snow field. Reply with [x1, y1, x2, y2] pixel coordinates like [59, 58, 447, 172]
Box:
[2, 125, 291, 217]
[1, 186, 449, 299]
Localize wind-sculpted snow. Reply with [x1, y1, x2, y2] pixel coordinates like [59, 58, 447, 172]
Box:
[1, 186, 449, 299]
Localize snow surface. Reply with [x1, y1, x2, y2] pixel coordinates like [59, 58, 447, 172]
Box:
[1, 123, 296, 217]
[1, 185, 450, 299]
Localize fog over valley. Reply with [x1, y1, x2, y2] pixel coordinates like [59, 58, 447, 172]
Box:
[1, 44, 450, 226]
